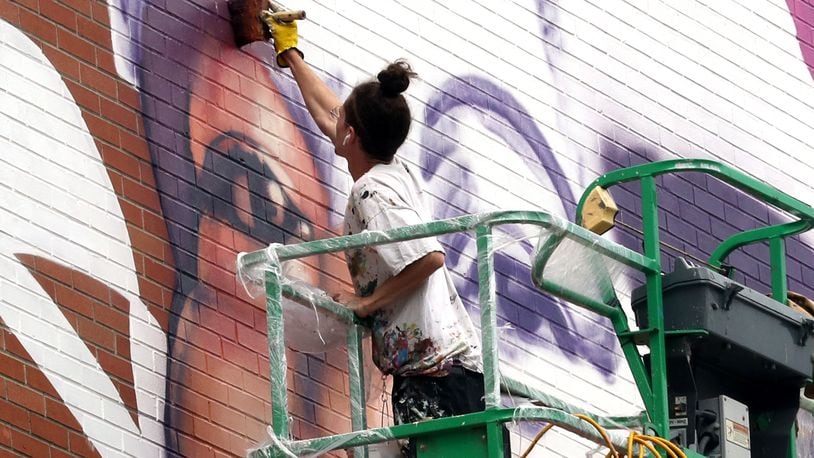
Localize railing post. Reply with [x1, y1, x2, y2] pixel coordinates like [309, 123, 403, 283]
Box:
[476, 224, 506, 456]
[266, 262, 290, 442]
[640, 176, 669, 437]
[769, 237, 788, 303]
[347, 324, 368, 458]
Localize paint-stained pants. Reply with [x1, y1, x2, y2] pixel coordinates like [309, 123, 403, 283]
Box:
[392, 366, 510, 457]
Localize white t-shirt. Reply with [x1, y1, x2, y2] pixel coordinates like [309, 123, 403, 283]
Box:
[344, 158, 482, 377]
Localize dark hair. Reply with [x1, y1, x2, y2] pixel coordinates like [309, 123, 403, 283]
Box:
[343, 60, 417, 161]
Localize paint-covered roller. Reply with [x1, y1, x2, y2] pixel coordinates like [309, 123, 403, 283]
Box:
[227, 0, 305, 47]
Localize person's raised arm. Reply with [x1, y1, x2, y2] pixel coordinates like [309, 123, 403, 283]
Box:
[283, 51, 341, 142]
[264, 15, 342, 143]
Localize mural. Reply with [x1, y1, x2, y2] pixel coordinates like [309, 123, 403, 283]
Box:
[1, 0, 813, 456]
[0, 19, 166, 455]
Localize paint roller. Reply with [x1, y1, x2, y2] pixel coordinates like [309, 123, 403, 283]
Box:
[227, 0, 305, 47]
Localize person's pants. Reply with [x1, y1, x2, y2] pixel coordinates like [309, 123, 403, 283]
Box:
[392, 366, 510, 457]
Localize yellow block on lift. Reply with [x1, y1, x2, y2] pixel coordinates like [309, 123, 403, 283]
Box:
[581, 186, 618, 235]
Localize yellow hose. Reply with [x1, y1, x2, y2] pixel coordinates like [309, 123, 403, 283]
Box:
[517, 412, 688, 458]
[519, 423, 554, 458]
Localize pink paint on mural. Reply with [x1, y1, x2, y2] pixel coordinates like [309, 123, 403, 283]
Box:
[787, 0, 814, 79]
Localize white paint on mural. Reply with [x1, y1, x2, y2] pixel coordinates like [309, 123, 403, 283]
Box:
[0, 19, 166, 456]
[107, 0, 144, 88]
[98, 0, 814, 454]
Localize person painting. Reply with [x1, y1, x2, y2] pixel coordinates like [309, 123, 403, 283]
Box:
[265, 15, 507, 457]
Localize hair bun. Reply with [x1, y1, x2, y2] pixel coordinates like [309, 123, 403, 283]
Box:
[377, 60, 416, 97]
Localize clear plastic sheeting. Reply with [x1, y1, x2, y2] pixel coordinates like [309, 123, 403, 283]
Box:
[236, 245, 351, 353]
[237, 244, 279, 299]
[532, 227, 629, 309]
[247, 425, 398, 458]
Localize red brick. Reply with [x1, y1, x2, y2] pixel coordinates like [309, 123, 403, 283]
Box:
[40, 43, 80, 81]
[30, 414, 69, 448]
[144, 256, 176, 286]
[96, 349, 134, 384]
[75, 13, 107, 45]
[49, 447, 75, 458]
[142, 210, 169, 240]
[0, 397, 31, 430]
[120, 129, 151, 161]
[111, 379, 138, 425]
[24, 365, 58, 398]
[148, 302, 171, 331]
[204, 354, 242, 388]
[192, 418, 234, 452]
[71, 269, 112, 304]
[0, 2, 20, 25]
[83, 112, 121, 146]
[7, 380, 45, 414]
[99, 143, 140, 178]
[2, 330, 31, 362]
[54, 283, 95, 319]
[60, 0, 92, 17]
[19, 8, 58, 45]
[122, 177, 161, 212]
[80, 63, 117, 99]
[41, 0, 78, 31]
[117, 81, 140, 109]
[64, 78, 100, 113]
[106, 169, 124, 195]
[130, 227, 166, 261]
[57, 27, 94, 63]
[139, 161, 156, 186]
[119, 199, 143, 228]
[137, 280, 167, 315]
[92, 302, 128, 334]
[14, 0, 39, 11]
[314, 406, 351, 434]
[10, 428, 50, 457]
[114, 334, 129, 357]
[175, 432, 216, 458]
[69, 430, 101, 457]
[76, 315, 115, 349]
[100, 98, 138, 132]
[95, 47, 117, 75]
[45, 398, 81, 431]
[0, 423, 11, 448]
[90, 1, 108, 26]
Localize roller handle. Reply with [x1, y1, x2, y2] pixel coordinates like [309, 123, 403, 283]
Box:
[268, 2, 305, 22]
[266, 10, 306, 22]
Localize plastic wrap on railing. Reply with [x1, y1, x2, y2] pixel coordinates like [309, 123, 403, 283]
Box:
[531, 226, 628, 312]
[237, 244, 280, 299]
[236, 246, 350, 353]
[248, 425, 398, 457]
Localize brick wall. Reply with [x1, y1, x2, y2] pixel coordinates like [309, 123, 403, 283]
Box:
[1, 0, 813, 457]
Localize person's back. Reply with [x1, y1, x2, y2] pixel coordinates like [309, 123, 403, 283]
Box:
[344, 158, 482, 378]
[267, 18, 507, 454]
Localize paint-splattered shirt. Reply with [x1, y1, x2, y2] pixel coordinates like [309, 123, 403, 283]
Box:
[344, 158, 482, 377]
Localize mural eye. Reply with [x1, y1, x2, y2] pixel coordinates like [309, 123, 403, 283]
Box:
[200, 134, 315, 242]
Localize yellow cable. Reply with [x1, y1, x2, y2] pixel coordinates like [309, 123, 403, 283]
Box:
[575, 414, 619, 458]
[648, 436, 686, 458]
[633, 437, 662, 458]
[519, 423, 555, 458]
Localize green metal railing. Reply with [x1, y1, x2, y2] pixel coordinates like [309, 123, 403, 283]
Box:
[241, 211, 663, 457]
[575, 158, 814, 455]
[239, 159, 814, 457]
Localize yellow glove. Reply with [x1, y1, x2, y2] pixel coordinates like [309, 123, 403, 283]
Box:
[262, 12, 303, 68]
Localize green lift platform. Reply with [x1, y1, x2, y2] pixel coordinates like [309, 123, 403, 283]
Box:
[236, 159, 814, 457]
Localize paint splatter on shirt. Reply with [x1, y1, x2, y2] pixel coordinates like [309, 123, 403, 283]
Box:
[344, 158, 482, 377]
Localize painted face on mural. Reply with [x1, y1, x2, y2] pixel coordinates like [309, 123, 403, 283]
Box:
[154, 7, 350, 452]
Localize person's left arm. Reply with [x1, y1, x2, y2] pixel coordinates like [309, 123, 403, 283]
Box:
[334, 251, 444, 318]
